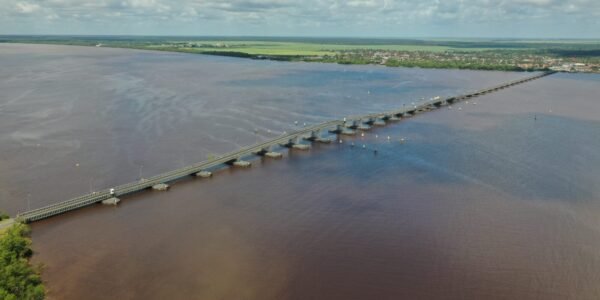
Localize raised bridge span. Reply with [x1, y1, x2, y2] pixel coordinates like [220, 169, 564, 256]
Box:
[16, 71, 555, 223]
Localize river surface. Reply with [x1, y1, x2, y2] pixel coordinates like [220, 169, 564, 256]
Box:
[1, 44, 600, 299]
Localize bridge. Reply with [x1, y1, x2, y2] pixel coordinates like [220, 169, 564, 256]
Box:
[15, 71, 555, 223]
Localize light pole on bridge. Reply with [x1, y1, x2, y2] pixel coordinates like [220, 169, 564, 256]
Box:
[138, 164, 144, 181]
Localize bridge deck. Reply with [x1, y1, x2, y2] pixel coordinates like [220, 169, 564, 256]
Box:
[17, 71, 555, 222]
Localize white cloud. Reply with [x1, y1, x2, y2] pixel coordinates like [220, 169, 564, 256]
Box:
[15, 2, 40, 13]
[0, 0, 598, 37]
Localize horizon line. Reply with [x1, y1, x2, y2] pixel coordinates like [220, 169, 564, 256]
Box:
[1, 34, 600, 41]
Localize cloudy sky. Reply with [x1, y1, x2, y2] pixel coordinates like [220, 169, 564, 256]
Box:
[1, 0, 599, 38]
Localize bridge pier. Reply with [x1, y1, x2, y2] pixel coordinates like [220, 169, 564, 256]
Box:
[152, 183, 169, 191]
[341, 128, 357, 135]
[101, 197, 120, 205]
[195, 171, 213, 178]
[232, 160, 252, 167]
[260, 145, 283, 158]
[304, 130, 332, 143]
[329, 124, 343, 134]
[356, 119, 371, 130]
[281, 137, 311, 150]
[363, 118, 375, 125]
[316, 136, 333, 143]
[373, 118, 386, 126]
[303, 130, 320, 141]
[291, 136, 311, 150]
[292, 144, 310, 150]
[281, 137, 298, 147]
[224, 157, 252, 167]
[265, 151, 283, 158]
[345, 120, 359, 129]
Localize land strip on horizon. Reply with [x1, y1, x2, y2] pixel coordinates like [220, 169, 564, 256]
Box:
[1, 36, 599, 73]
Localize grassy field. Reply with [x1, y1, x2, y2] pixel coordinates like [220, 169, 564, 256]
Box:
[144, 40, 493, 55]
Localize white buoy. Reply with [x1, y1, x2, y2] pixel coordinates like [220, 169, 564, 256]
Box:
[339, 140, 343, 144]
[387, 136, 391, 140]
[375, 134, 378, 138]
[362, 144, 366, 148]
[75, 163, 80, 167]
[361, 132, 365, 137]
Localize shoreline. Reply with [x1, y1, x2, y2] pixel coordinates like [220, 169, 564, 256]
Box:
[1, 41, 597, 74]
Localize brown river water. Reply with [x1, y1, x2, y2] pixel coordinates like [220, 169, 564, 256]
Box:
[1, 44, 600, 299]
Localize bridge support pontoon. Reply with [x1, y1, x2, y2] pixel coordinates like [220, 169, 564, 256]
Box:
[102, 197, 120, 205]
[281, 136, 311, 150]
[373, 118, 386, 126]
[329, 124, 343, 134]
[232, 160, 252, 167]
[152, 183, 169, 191]
[357, 122, 371, 130]
[304, 130, 332, 143]
[196, 171, 213, 178]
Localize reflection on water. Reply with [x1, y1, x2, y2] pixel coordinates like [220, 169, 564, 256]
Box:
[1, 44, 600, 299]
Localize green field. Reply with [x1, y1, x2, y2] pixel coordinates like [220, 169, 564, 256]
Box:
[139, 40, 497, 55]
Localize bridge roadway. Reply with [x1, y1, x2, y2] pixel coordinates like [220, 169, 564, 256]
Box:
[16, 71, 555, 223]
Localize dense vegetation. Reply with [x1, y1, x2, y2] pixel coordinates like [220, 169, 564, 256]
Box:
[0, 223, 45, 300]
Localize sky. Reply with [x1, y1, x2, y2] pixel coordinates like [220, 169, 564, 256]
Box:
[1, 0, 599, 38]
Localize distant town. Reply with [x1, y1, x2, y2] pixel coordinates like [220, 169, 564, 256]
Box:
[318, 49, 599, 73]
